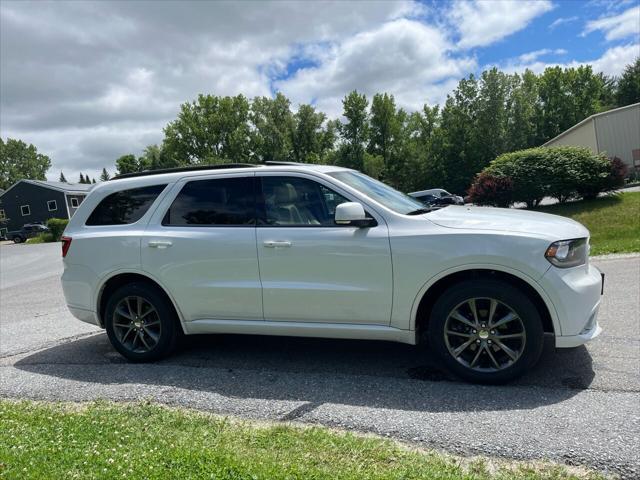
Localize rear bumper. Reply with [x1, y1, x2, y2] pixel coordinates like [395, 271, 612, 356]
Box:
[67, 305, 101, 327]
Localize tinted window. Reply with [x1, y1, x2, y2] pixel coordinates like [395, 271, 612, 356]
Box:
[86, 184, 166, 226]
[260, 176, 349, 226]
[163, 177, 255, 226]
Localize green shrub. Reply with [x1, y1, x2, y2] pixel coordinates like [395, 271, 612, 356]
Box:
[26, 232, 55, 244]
[46, 218, 69, 241]
[479, 146, 611, 207]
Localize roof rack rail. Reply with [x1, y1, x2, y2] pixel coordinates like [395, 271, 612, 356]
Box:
[263, 161, 308, 166]
[112, 163, 258, 180]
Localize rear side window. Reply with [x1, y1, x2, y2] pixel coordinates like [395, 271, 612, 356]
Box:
[162, 177, 255, 226]
[86, 184, 167, 226]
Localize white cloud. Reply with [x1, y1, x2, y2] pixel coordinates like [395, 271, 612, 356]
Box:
[498, 43, 639, 77]
[518, 48, 567, 63]
[447, 0, 554, 49]
[0, 0, 421, 180]
[589, 43, 640, 75]
[276, 19, 476, 117]
[548, 16, 579, 30]
[583, 6, 640, 41]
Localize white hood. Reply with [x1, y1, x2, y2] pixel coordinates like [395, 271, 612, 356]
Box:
[425, 205, 589, 240]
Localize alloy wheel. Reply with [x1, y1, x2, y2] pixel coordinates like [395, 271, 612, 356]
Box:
[443, 297, 526, 372]
[112, 296, 161, 354]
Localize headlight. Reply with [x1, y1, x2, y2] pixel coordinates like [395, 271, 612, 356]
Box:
[545, 238, 588, 268]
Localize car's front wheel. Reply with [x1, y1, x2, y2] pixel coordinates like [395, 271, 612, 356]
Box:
[104, 282, 180, 362]
[429, 279, 544, 384]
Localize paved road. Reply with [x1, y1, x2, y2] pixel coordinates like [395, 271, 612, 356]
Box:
[1, 243, 638, 478]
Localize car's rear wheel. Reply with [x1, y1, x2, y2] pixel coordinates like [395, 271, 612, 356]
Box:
[13, 236, 23, 244]
[105, 282, 179, 362]
[429, 279, 544, 384]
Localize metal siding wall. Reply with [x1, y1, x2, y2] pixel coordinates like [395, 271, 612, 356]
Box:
[545, 120, 598, 152]
[594, 104, 640, 170]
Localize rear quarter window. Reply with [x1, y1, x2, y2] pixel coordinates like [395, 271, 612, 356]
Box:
[86, 184, 167, 226]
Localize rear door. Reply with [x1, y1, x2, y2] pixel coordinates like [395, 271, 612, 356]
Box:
[142, 173, 262, 322]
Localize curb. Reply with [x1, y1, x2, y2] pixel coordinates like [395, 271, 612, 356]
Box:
[591, 252, 640, 260]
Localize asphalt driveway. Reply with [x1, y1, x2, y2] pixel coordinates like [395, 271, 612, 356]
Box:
[1, 242, 638, 478]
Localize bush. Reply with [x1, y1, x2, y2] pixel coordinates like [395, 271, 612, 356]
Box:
[46, 218, 69, 241]
[467, 172, 513, 207]
[26, 232, 55, 244]
[474, 146, 612, 207]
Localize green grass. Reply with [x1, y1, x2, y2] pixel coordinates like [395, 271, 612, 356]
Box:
[534, 191, 640, 256]
[0, 400, 602, 480]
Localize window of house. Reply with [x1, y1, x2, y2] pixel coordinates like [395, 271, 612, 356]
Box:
[86, 184, 167, 226]
[20, 205, 31, 216]
[47, 200, 57, 211]
[0, 209, 5, 221]
[163, 177, 255, 226]
[70, 197, 80, 208]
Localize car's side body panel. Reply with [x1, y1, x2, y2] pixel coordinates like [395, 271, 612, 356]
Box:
[61, 164, 603, 356]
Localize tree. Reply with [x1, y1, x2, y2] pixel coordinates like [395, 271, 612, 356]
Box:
[616, 57, 640, 107]
[291, 104, 329, 163]
[59, 171, 67, 183]
[115, 154, 140, 175]
[506, 70, 539, 150]
[163, 94, 251, 164]
[437, 75, 481, 194]
[249, 93, 294, 163]
[368, 93, 404, 185]
[92, 178, 96, 184]
[139, 144, 176, 170]
[0, 138, 52, 190]
[337, 91, 369, 171]
[100, 168, 110, 181]
[79, 173, 85, 184]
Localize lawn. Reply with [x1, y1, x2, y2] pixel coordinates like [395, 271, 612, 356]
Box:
[534, 191, 640, 256]
[0, 400, 602, 480]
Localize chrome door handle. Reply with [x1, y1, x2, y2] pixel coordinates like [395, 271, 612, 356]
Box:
[263, 240, 292, 248]
[148, 240, 173, 249]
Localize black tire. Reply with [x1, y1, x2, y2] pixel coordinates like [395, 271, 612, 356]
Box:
[13, 236, 23, 244]
[428, 279, 544, 384]
[104, 282, 180, 362]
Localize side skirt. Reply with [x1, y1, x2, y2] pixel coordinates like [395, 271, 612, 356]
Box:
[184, 319, 417, 345]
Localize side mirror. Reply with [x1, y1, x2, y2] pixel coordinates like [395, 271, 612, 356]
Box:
[335, 202, 377, 228]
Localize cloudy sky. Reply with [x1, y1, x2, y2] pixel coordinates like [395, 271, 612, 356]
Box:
[1, 0, 638, 182]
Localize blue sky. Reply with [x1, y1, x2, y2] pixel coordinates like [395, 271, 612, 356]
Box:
[1, 0, 638, 180]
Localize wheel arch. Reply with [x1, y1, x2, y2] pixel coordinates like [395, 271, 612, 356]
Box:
[96, 270, 186, 333]
[411, 266, 558, 341]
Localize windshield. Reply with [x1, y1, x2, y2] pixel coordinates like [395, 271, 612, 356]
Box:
[328, 171, 426, 215]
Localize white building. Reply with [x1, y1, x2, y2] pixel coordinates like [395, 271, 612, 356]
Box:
[543, 103, 640, 175]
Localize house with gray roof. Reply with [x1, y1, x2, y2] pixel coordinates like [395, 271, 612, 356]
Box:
[0, 179, 93, 236]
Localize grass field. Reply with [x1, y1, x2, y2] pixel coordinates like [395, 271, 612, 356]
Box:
[534, 191, 639, 256]
[0, 400, 603, 480]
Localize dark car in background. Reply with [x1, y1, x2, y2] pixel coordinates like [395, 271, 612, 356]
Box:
[7, 223, 49, 243]
[409, 189, 464, 208]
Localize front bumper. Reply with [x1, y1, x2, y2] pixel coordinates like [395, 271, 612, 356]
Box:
[540, 262, 604, 348]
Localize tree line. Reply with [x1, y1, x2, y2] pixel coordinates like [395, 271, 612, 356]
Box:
[116, 59, 639, 194]
[1, 58, 638, 193]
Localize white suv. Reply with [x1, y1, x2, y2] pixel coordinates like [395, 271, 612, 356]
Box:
[61, 163, 603, 383]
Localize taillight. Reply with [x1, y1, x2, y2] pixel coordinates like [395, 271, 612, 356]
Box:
[61, 236, 72, 258]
